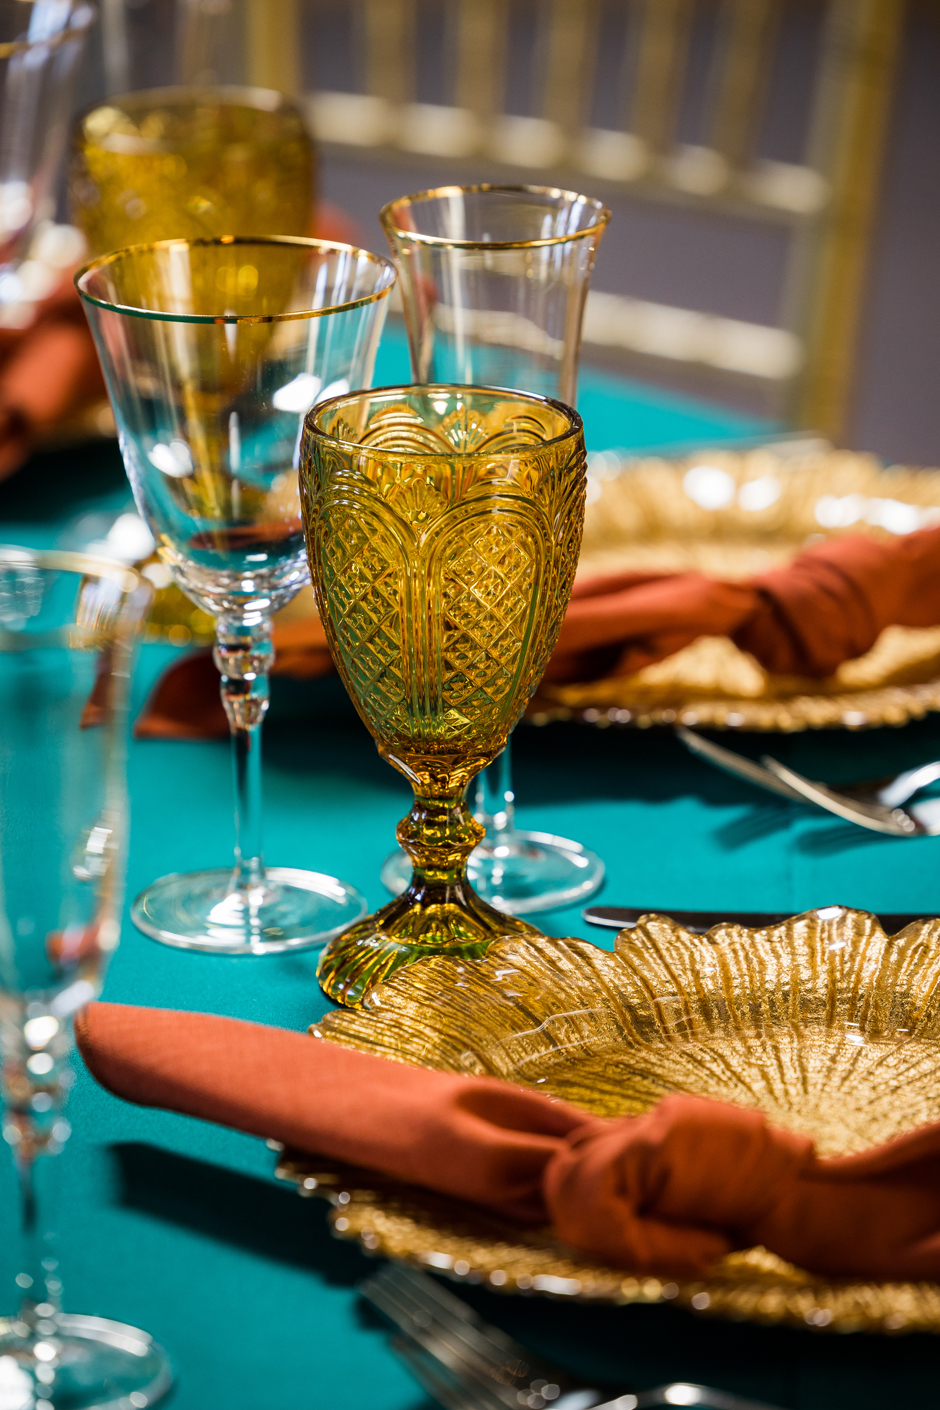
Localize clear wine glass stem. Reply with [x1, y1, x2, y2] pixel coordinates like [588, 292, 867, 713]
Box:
[16, 1154, 57, 1327]
[213, 616, 274, 892]
[474, 743, 522, 852]
[2, 1046, 69, 1329]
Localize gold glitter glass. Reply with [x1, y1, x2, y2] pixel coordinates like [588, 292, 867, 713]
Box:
[300, 385, 587, 1005]
[70, 85, 315, 256]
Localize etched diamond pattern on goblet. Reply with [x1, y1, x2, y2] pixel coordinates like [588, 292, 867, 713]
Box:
[302, 387, 586, 1005]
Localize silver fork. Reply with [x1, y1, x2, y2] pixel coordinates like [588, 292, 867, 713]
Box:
[360, 1265, 783, 1410]
[677, 726, 940, 837]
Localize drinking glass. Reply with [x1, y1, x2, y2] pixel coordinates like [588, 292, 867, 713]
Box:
[0, 1, 95, 309]
[70, 84, 314, 257]
[77, 236, 396, 954]
[380, 184, 609, 914]
[301, 385, 587, 1007]
[0, 546, 171, 1410]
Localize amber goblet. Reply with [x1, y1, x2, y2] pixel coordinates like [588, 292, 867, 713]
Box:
[300, 385, 586, 1006]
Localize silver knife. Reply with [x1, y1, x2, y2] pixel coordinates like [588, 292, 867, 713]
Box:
[583, 905, 926, 934]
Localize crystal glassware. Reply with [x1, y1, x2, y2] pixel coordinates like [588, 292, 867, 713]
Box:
[77, 236, 396, 954]
[0, 1, 95, 309]
[70, 84, 314, 258]
[0, 546, 171, 1410]
[300, 385, 587, 1006]
[379, 183, 609, 915]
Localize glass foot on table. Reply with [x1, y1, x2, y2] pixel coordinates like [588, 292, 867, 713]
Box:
[380, 830, 605, 916]
[0, 1313, 172, 1410]
[131, 866, 367, 954]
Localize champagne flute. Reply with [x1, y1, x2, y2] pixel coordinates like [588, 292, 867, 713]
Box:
[77, 236, 396, 953]
[0, 547, 171, 1410]
[380, 184, 610, 915]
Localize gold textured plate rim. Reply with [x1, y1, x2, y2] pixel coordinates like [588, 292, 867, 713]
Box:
[276, 1153, 940, 1334]
[527, 675, 940, 733]
[280, 909, 940, 1334]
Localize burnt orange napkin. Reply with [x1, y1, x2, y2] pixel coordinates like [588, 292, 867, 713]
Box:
[136, 525, 940, 739]
[76, 1000, 940, 1281]
[546, 525, 940, 683]
[0, 272, 106, 480]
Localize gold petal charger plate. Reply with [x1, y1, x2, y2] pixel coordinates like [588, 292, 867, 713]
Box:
[279, 908, 940, 1334]
[529, 447, 940, 731]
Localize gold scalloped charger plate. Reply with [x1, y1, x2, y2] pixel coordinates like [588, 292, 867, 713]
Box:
[279, 908, 940, 1334]
[528, 448, 940, 730]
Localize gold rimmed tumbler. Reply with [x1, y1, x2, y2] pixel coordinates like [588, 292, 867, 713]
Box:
[301, 385, 587, 1006]
[379, 183, 609, 915]
[77, 236, 396, 954]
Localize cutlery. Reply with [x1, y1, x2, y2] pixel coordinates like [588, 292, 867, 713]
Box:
[362, 1265, 783, 1410]
[582, 905, 926, 933]
[677, 726, 940, 836]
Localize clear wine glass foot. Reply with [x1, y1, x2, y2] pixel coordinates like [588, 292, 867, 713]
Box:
[0, 1314, 171, 1410]
[381, 832, 604, 915]
[131, 866, 366, 954]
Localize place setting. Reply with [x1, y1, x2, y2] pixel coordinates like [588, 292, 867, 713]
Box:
[3, 10, 940, 1410]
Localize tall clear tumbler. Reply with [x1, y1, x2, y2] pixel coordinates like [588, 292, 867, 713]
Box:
[0, 547, 171, 1410]
[77, 237, 396, 954]
[380, 184, 609, 914]
[0, 1, 95, 309]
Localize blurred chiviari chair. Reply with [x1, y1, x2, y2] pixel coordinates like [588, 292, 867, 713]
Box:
[152, 0, 902, 441]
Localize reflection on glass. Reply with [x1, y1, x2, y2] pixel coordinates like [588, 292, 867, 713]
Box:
[380, 184, 609, 915]
[0, 2, 95, 306]
[77, 236, 396, 954]
[0, 547, 171, 1410]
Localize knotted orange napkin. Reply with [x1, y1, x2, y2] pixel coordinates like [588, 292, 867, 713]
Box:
[545, 525, 940, 683]
[0, 272, 105, 480]
[76, 1000, 940, 1281]
[135, 525, 940, 739]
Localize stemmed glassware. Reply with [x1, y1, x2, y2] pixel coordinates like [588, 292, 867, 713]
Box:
[77, 235, 396, 954]
[301, 385, 587, 1007]
[0, 547, 171, 1410]
[379, 184, 609, 915]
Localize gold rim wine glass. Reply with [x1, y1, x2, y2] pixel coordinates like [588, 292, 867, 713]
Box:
[77, 236, 396, 954]
[301, 385, 587, 1006]
[379, 183, 609, 916]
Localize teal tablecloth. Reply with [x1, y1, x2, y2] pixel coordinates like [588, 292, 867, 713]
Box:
[3, 356, 940, 1410]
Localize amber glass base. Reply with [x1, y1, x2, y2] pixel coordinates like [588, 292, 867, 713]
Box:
[316, 879, 540, 1006]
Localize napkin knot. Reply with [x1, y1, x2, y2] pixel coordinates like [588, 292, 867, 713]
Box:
[546, 1097, 812, 1276]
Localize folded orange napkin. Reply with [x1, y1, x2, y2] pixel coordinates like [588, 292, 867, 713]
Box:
[135, 525, 940, 738]
[76, 1000, 940, 1281]
[0, 272, 106, 480]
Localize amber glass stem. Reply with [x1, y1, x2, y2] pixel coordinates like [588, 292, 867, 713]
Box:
[214, 617, 274, 892]
[395, 776, 486, 897]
